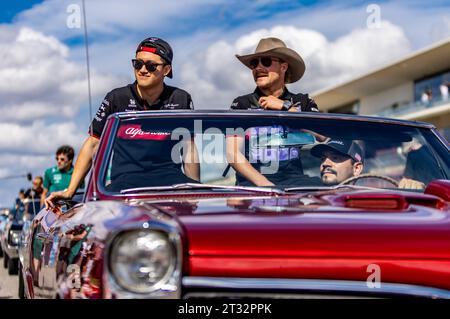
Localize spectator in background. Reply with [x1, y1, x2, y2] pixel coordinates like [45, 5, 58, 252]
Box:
[25, 176, 44, 200]
[421, 88, 432, 107]
[440, 81, 449, 101]
[421, 90, 428, 104]
[426, 88, 433, 106]
[15, 189, 26, 211]
[41, 145, 83, 206]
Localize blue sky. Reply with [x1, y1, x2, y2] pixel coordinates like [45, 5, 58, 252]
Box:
[0, 0, 43, 23]
[0, 0, 449, 206]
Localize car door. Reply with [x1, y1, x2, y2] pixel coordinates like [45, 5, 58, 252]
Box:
[29, 207, 60, 298]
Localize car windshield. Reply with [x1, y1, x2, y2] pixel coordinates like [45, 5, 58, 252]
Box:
[100, 114, 450, 194]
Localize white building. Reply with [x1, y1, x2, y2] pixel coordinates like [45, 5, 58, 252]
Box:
[312, 38, 450, 138]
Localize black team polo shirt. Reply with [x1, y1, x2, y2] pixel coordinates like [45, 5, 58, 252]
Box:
[229, 87, 321, 187]
[230, 87, 319, 112]
[89, 82, 195, 192]
[90, 81, 193, 139]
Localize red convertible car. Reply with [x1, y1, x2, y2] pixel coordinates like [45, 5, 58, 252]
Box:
[19, 111, 450, 298]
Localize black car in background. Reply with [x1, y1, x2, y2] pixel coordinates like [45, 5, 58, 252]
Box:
[1, 199, 40, 275]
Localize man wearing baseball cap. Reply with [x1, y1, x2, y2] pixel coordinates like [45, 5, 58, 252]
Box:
[227, 37, 319, 187]
[311, 139, 425, 189]
[45, 37, 197, 208]
[311, 139, 364, 185]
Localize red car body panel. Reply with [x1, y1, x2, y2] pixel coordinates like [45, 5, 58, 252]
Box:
[20, 113, 450, 298]
[144, 192, 450, 290]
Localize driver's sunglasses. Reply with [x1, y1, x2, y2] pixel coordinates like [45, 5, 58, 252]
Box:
[132, 59, 165, 72]
[249, 57, 282, 69]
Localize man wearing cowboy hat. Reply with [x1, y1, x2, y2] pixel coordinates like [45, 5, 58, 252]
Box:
[226, 37, 319, 187]
[230, 37, 319, 112]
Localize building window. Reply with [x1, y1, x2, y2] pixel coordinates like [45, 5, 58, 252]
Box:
[414, 70, 450, 104]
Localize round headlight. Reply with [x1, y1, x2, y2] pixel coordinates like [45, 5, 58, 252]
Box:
[110, 230, 176, 293]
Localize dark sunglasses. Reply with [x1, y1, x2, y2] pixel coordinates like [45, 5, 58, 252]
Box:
[56, 156, 68, 162]
[132, 59, 165, 72]
[249, 57, 282, 69]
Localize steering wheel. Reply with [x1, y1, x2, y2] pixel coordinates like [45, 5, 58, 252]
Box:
[339, 173, 399, 187]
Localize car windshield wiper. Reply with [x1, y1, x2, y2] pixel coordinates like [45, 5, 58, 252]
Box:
[120, 183, 285, 195]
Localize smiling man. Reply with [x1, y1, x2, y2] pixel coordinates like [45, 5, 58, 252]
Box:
[227, 37, 319, 186]
[45, 37, 197, 208]
[230, 37, 318, 112]
[311, 139, 426, 189]
[311, 140, 364, 185]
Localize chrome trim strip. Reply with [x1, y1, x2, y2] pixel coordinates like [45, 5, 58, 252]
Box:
[432, 128, 450, 152]
[113, 110, 435, 129]
[95, 111, 437, 198]
[95, 118, 120, 198]
[120, 183, 285, 195]
[182, 277, 450, 299]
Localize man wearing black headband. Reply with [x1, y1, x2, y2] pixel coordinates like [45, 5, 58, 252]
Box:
[45, 37, 197, 208]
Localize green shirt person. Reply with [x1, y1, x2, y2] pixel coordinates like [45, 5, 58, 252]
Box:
[41, 145, 83, 206]
[43, 165, 75, 193]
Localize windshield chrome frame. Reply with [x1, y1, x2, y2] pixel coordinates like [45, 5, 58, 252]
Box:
[95, 111, 443, 198]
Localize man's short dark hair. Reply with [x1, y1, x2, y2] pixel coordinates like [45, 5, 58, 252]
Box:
[56, 145, 75, 161]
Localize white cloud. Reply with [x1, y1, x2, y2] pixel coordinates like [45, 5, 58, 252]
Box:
[0, 121, 85, 154]
[0, 154, 53, 172]
[180, 21, 411, 109]
[0, 168, 11, 180]
[0, 26, 122, 122]
[16, 26, 69, 56]
[0, 25, 122, 205]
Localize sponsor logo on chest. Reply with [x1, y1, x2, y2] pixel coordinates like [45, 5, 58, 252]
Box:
[128, 99, 137, 108]
[53, 174, 62, 184]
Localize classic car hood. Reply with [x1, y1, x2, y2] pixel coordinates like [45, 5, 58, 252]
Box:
[138, 188, 450, 287]
[141, 188, 450, 260]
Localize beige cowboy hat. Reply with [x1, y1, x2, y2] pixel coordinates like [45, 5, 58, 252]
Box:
[235, 37, 306, 84]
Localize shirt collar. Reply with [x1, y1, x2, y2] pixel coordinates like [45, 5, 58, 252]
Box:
[56, 165, 73, 174]
[131, 81, 168, 109]
[253, 86, 292, 100]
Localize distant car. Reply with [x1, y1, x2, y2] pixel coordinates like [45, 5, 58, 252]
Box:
[1, 199, 40, 275]
[21, 111, 450, 299]
[0, 207, 10, 258]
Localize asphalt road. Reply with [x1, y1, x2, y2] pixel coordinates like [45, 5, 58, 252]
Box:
[0, 257, 19, 299]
